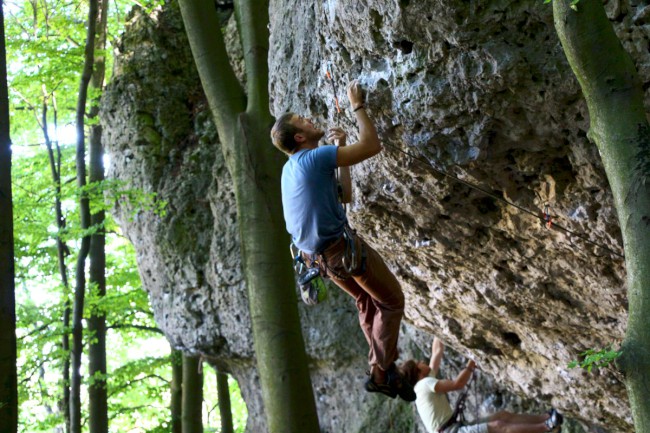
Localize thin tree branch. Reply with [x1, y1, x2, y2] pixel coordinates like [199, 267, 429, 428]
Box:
[18, 321, 57, 340]
[70, 0, 99, 428]
[108, 374, 170, 397]
[107, 324, 163, 334]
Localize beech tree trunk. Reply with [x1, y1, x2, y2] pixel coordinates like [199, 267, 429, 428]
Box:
[87, 0, 109, 431]
[171, 350, 183, 433]
[0, 3, 18, 432]
[70, 0, 99, 431]
[87, 123, 107, 433]
[177, 1, 319, 431]
[216, 370, 233, 433]
[553, 1, 650, 431]
[62, 287, 71, 433]
[181, 355, 203, 433]
[41, 89, 72, 433]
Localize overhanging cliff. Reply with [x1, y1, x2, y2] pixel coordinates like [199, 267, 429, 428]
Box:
[101, 1, 647, 431]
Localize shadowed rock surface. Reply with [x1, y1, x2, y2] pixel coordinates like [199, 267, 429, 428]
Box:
[101, 1, 646, 431]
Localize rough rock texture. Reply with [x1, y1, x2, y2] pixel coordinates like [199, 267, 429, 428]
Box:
[102, 5, 429, 432]
[269, 0, 642, 430]
[100, 0, 648, 431]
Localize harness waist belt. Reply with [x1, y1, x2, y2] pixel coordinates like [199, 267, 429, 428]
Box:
[317, 234, 345, 255]
[437, 416, 458, 433]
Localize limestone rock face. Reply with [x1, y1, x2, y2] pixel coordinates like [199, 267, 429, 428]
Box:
[101, 1, 644, 432]
[269, 0, 637, 430]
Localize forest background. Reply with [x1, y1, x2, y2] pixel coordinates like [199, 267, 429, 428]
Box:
[4, 0, 247, 431]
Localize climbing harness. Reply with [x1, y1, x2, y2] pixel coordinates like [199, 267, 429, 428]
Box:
[437, 370, 477, 433]
[290, 243, 328, 306]
[289, 224, 368, 305]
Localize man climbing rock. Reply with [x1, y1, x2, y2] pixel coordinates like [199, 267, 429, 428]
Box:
[400, 337, 564, 433]
[271, 79, 415, 402]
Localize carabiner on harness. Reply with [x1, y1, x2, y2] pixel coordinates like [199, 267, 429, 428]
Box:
[342, 226, 358, 274]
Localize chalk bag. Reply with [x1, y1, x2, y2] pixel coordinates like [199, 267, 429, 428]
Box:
[297, 266, 328, 306]
[290, 243, 328, 306]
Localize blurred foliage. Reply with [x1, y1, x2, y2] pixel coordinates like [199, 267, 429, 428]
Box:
[8, 0, 247, 431]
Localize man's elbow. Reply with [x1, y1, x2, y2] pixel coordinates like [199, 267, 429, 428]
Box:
[367, 140, 382, 157]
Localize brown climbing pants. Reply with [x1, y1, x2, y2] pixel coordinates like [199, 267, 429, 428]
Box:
[311, 233, 405, 371]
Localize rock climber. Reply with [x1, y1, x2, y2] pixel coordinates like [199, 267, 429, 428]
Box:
[400, 337, 564, 433]
[271, 79, 415, 402]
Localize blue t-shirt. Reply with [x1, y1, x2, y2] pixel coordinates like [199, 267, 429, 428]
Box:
[281, 145, 347, 254]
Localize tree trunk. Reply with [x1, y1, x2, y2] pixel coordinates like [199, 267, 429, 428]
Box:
[553, 1, 650, 431]
[177, 1, 319, 431]
[87, 0, 108, 431]
[216, 369, 233, 433]
[181, 355, 203, 433]
[62, 296, 71, 433]
[70, 0, 99, 431]
[55, 93, 71, 433]
[41, 90, 72, 433]
[171, 350, 183, 433]
[0, 3, 18, 432]
[87, 124, 107, 433]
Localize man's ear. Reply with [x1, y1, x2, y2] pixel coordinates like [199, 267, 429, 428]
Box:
[294, 132, 305, 143]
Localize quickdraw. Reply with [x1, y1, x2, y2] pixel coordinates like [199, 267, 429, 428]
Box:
[542, 203, 553, 229]
[342, 225, 362, 274]
[325, 62, 341, 116]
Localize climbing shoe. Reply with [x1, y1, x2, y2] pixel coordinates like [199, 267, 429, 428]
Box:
[364, 375, 397, 399]
[387, 364, 416, 402]
[545, 408, 564, 432]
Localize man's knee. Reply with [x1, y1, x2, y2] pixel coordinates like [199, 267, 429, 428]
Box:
[489, 411, 512, 422]
[355, 271, 404, 310]
[355, 291, 372, 311]
[381, 285, 404, 311]
[487, 419, 507, 433]
[394, 288, 405, 310]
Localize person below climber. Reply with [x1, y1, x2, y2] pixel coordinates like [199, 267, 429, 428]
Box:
[271, 79, 414, 402]
[400, 337, 564, 433]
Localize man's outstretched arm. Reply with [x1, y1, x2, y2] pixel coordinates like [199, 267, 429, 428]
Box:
[336, 80, 381, 167]
[430, 337, 444, 376]
[434, 360, 476, 393]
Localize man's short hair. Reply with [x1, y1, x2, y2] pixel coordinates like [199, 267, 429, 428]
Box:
[271, 112, 301, 155]
[399, 360, 419, 388]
